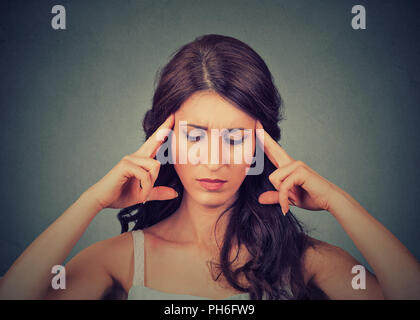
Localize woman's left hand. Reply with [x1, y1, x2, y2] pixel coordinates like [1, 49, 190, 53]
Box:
[256, 120, 340, 215]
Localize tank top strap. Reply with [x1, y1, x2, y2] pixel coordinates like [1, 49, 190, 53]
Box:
[131, 229, 145, 286]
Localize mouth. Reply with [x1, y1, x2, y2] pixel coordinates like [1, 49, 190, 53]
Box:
[196, 178, 227, 191]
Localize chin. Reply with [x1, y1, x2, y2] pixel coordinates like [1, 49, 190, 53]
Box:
[192, 192, 232, 207]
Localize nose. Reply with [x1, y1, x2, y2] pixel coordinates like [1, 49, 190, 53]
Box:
[202, 132, 226, 170]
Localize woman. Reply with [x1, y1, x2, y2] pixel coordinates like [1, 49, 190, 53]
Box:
[0, 34, 418, 300]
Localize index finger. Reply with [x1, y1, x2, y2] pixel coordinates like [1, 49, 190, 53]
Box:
[255, 120, 293, 168]
[134, 113, 175, 158]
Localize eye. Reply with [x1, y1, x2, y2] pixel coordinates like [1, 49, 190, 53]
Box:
[184, 130, 205, 142]
[223, 130, 247, 145]
[226, 137, 244, 145]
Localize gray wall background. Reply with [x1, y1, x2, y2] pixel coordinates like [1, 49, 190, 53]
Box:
[1, 0, 419, 275]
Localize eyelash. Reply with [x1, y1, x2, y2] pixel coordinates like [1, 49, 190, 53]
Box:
[183, 131, 247, 145]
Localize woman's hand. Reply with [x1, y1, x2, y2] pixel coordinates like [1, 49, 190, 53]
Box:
[86, 114, 178, 210]
[256, 121, 420, 299]
[256, 120, 340, 215]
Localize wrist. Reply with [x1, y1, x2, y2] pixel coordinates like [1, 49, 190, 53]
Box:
[326, 187, 355, 217]
[77, 189, 104, 214]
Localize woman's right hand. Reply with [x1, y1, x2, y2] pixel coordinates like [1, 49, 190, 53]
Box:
[86, 114, 178, 210]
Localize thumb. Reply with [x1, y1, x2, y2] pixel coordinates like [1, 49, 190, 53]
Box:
[147, 186, 179, 201]
[258, 191, 279, 204]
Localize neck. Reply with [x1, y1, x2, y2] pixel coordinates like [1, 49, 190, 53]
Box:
[169, 192, 236, 248]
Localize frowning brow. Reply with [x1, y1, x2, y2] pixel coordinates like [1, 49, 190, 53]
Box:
[186, 124, 246, 130]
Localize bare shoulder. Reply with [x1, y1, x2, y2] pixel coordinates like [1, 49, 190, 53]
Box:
[301, 236, 384, 299]
[302, 236, 354, 275]
[42, 231, 135, 300]
[98, 231, 135, 294]
[101, 225, 168, 294]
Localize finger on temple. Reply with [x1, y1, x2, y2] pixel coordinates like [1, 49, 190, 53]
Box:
[134, 113, 175, 158]
[255, 120, 293, 168]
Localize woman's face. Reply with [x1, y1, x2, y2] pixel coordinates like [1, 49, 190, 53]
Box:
[171, 91, 256, 207]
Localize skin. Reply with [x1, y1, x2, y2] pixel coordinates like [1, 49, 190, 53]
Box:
[0, 90, 419, 300]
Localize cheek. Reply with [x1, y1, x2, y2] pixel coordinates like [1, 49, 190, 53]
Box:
[230, 165, 248, 183]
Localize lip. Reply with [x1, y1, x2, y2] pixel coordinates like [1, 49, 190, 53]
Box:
[196, 178, 227, 191]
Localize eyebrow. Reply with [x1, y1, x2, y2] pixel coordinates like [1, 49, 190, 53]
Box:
[186, 124, 246, 130]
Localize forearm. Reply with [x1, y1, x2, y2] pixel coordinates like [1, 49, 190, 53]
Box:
[0, 190, 102, 299]
[328, 188, 420, 299]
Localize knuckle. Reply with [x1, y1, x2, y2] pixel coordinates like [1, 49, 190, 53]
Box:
[118, 159, 129, 169]
[130, 153, 144, 160]
[269, 177, 277, 188]
[139, 173, 149, 187]
[141, 168, 151, 180]
[145, 170, 153, 181]
[153, 159, 161, 168]
[295, 160, 305, 168]
[295, 165, 306, 175]
[139, 168, 148, 180]
[137, 170, 146, 184]
[268, 171, 277, 183]
[279, 183, 288, 193]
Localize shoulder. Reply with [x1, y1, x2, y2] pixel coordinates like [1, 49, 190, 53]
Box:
[301, 236, 384, 299]
[99, 228, 163, 293]
[42, 231, 135, 299]
[302, 236, 356, 281]
[90, 231, 136, 294]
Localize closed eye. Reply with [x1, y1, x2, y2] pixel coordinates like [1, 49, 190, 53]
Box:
[184, 130, 205, 142]
[183, 129, 249, 145]
[225, 136, 245, 145]
[223, 129, 248, 145]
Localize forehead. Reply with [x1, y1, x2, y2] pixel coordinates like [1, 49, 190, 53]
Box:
[175, 91, 255, 129]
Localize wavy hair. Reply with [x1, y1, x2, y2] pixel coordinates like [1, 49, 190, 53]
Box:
[117, 34, 328, 300]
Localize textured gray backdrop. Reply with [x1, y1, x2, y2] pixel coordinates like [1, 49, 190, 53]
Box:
[1, 0, 419, 275]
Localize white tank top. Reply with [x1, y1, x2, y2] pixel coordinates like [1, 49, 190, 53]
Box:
[127, 229, 251, 300]
[127, 229, 293, 300]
